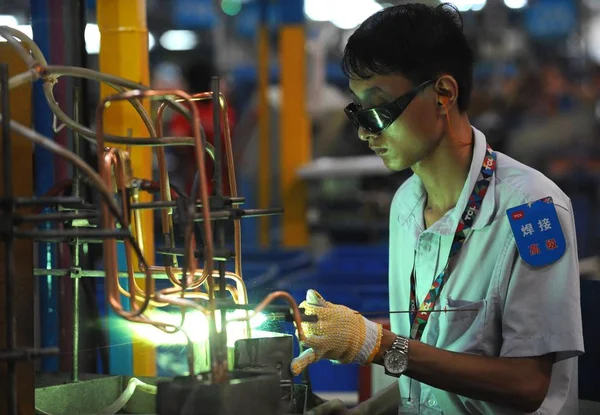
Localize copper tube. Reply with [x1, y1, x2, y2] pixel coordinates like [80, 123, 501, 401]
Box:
[96, 89, 219, 375]
[154, 293, 210, 317]
[229, 291, 307, 342]
[101, 148, 150, 317]
[103, 148, 164, 311]
[151, 120, 178, 286]
[155, 93, 243, 317]
[155, 99, 216, 290]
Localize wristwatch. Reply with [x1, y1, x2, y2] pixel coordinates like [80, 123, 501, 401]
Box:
[383, 335, 410, 377]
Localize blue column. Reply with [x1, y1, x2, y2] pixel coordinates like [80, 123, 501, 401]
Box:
[31, 0, 59, 373]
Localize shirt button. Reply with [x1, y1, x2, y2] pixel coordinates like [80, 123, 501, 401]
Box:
[427, 398, 437, 407]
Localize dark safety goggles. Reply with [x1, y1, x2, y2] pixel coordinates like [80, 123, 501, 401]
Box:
[344, 80, 435, 134]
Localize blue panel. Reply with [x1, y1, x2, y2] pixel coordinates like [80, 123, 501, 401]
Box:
[174, 0, 218, 29]
[107, 242, 133, 375]
[523, 0, 577, 39]
[235, 2, 260, 38]
[280, 0, 304, 25]
[31, 0, 59, 373]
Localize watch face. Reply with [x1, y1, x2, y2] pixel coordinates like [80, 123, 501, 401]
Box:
[384, 350, 408, 375]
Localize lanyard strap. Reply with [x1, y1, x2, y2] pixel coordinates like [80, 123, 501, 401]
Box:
[409, 145, 496, 341]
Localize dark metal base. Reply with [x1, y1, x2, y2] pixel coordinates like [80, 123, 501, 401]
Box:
[34, 336, 319, 414]
[156, 371, 282, 415]
[35, 374, 166, 414]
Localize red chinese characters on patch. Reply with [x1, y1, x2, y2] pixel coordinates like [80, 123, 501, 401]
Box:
[529, 243, 541, 256]
[546, 238, 558, 250]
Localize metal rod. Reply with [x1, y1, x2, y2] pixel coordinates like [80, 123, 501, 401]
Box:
[14, 229, 129, 239]
[34, 269, 175, 279]
[212, 77, 222, 198]
[0, 347, 60, 362]
[18, 211, 97, 222]
[130, 196, 246, 210]
[13, 196, 84, 206]
[212, 77, 228, 377]
[192, 207, 283, 222]
[71, 87, 82, 382]
[1, 62, 17, 415]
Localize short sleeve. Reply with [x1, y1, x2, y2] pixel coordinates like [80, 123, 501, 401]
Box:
[499, 200, 584, 362]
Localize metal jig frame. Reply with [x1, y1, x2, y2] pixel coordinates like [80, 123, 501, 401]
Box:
[0, 26, 309, 415]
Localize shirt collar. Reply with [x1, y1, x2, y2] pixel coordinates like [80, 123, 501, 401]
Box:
[396, 127, 496, 234]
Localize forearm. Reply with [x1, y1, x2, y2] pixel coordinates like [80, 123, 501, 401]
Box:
[371, 329, 550, 412]
[355, 382, 400, 415]
[405, 340, 552, 412]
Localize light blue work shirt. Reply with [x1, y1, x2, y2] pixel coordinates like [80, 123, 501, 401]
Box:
[386, 127, 584, 414]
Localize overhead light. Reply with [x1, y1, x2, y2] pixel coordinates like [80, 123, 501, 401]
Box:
[304, 0, 334, 21]
[149, 32, 156, 51]
[587, 15, 600, 63]
[0, 15, 18, 26]
[504, 0, 528, 9]
[471, 0, 487, 11]
[437, 0, 487, 12]
[330, 0, 383, 30]
[0, 24, 33, 42]
[159, 30, 198, 51]
[85, 24, 100, 54]
[305, 0, 383, 27]
[450, 0, 475, 12]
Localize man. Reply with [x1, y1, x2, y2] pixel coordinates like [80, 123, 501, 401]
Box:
[290, 3, 584, 414]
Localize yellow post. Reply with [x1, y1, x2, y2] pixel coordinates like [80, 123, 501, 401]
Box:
[97, 0, 156, 377]
[279, 0, 310, 247]
[258, 0, 271, 247]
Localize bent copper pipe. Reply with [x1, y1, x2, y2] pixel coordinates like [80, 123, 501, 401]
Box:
[101, 148, 152, 317]
[96, 90, 215, 325]
[156, 93, 242, 280]
[96, 88, 218, 362]
[104, 148, 165, 312]
[156, 93, 248, 345]
[97, 160, 152, 319]
[156, 99, 216, 289]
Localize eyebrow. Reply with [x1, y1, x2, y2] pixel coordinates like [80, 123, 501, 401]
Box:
[349, 86, 386, 102]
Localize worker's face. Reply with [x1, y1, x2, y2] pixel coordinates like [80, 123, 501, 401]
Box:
[348, 74, 443, 172]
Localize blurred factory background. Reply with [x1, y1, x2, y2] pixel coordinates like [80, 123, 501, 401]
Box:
[1, 0, 600, 412]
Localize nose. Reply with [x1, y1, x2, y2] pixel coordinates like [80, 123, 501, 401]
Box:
[357, 127, 374, 142]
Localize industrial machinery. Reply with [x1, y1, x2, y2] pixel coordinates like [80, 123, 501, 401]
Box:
[0, 26, 320, 415]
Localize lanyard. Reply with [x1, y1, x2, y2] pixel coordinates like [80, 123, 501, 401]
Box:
[409, 145, 496, 341]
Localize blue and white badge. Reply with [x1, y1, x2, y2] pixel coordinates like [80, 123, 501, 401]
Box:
[506, 197, 566, 267]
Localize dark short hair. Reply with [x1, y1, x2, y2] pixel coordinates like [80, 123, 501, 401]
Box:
[342, 3, 475, 112]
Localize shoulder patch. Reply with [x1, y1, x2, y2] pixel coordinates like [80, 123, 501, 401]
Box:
[506, 196, 566, 267]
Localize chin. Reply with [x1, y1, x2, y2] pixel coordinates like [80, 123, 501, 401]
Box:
[382, 156, 410, 172]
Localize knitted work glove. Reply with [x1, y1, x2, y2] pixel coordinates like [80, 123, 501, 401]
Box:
[290, 289, 383, 376]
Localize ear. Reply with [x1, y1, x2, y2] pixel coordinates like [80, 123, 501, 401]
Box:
[435, 75, 459, 113]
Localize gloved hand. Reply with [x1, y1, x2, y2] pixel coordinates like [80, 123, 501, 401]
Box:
[290, 289, 382, 375]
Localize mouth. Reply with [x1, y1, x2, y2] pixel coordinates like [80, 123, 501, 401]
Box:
[371, 147, 388, 156]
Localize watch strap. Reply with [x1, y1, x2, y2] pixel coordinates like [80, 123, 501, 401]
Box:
[383, 335, 409, 376]
[390, 335, 409, 354]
